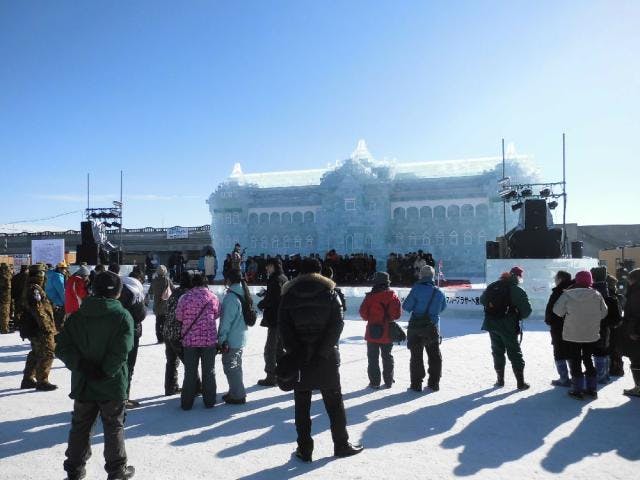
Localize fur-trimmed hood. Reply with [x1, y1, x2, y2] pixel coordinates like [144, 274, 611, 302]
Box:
[281, 273, 336, 298]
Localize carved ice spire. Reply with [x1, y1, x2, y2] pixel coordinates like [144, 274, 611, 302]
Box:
[351, 139, 372, 160]
[230, 162, 244, 178]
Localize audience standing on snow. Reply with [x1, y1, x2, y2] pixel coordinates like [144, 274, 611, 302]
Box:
[2, 251, 640, 480]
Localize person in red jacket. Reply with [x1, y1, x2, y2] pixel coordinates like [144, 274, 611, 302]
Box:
[65, 266, 90, 315]
[359, 272, 402, 389]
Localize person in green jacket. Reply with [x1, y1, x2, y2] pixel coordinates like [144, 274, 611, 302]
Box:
[55, 271, 136, 480]
[480, 267, 532, 390]
[219, 269, 249, 405]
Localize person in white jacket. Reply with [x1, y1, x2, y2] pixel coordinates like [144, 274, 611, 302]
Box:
[553, 270, 608, 400]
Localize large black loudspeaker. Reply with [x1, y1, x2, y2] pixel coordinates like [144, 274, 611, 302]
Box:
[524, 199, 548, 231]
[508, 228, 562, 259]
[76, 244, 99, 265]
[571, 241, 584, 259]
[80, 221, 96, 245]
[486, 241, 500, 259]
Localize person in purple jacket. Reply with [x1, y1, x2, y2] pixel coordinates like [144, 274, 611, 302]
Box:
[176, 273, 220, 409]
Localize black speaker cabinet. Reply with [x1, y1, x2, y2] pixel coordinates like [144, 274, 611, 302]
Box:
[80, 221, 96, 245]
[524, 199, 548, 231]
[571, 241, 584, 259]
[486, 241, 500, 259]
[76, 244, 99, 265]
[508, 228, 562, 259]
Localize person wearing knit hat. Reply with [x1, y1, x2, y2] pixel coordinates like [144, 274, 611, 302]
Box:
[545, 270, 573, 388]
[619, 268, 640, 397]
[553, 270, 608, 399]
[480, 270, 533, 390]
[55, 270, 135, 480]
[403, 264, 447, 392]
[359, 271, 402, 389]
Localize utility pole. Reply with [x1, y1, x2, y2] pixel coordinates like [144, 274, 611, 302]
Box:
[502, 138, 506, 236]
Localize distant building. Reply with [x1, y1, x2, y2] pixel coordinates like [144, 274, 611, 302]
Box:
[207, 140, 539, 277]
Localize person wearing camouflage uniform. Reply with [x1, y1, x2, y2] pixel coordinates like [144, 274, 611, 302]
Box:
[0, 263, 12, 334]
[11, 265, 29, 331]
[20, 264, 58, 391]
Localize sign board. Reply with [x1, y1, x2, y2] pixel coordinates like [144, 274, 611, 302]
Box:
[31, 239, 65, 266]
[167, 227, 189, 240]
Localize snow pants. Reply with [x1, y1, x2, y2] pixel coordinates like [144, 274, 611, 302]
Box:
[263, 326, 284, 376]
[294, 389, 349, 454]
[63, 399, 127, 479]
[367, 342, 394, 387]
[23, 334, 55, 383]
[489, 330, 525, 372]
[222, 348, 246, 400]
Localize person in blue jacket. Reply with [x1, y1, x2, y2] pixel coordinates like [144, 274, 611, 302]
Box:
[45, 262, 67, 330]
[402, 265, 447, 392]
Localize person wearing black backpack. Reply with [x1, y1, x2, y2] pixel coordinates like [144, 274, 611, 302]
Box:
[403, 265, 447, 392]
[218, 269, 250, 404]
[480, 267, 532, 390]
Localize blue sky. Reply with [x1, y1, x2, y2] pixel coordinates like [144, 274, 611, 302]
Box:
[1, 0, 638, 231]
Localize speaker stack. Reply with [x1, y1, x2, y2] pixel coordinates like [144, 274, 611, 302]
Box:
[507, 200, 562, 259]
[76, 221, 100, 264]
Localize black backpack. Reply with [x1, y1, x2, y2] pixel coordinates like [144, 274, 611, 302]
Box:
[483, 280, 512, 316]
[231, 290, 257, 327]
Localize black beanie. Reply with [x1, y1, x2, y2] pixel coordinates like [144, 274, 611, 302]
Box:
[93, 271, 122, 298]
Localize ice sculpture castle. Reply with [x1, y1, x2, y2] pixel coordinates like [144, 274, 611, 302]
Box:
[207, 140, 539, 278]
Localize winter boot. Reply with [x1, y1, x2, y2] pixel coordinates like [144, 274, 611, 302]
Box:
[35, 382, 58, 391]
[257, 374, 277, 387]
[20, 377, 37, 389]
[295, 448, 312, 463]
[426, 378, 440, 392]
[585, 376, 598, 399]
[551, 360, 570, 387]
[334, 442, 364, 458]
[107, 465, 135, 480]
[513, 369, 530, 391]
[595, 356, 610, 385]
[623, 369, 640, 397]
[409, 383, 422, 392]
[568, 375, 585, 400]
[494, 369, 505, 388]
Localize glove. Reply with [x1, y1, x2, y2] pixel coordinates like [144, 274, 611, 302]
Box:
[218, 342, 230, 354]
[78, 358, 106, 381]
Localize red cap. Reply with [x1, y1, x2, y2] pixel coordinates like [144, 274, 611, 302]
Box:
[510, 266, 524, 277]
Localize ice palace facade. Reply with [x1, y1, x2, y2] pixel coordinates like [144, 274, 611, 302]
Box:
[207, 141, 539, 278]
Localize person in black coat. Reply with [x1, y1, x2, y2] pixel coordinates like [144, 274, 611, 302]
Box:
[545, 271, 573, 387]
[277, 258, 363, 463]
[256, 258, 288, 386]
[620, 268, 640, 396]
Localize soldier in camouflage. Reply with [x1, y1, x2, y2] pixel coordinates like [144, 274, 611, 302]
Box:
[11, 265, 29, 331]
[20, 263, 58, 391]
[0, 263, 12, 334]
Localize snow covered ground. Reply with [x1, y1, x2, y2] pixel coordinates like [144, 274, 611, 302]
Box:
[1, 311, 639, 480]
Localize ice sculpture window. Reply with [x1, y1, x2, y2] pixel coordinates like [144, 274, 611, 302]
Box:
[270, 213, 280, 224]
[434, 206, 446, 219]
[345, 198, 356, 211]
[395, 233, 404, 245]
[447, 205, 460, 218]
[407, 207, 419, 220]
[364, 235, 373, 250]
[249, 213, 259, 225]
[233, 213, 240, 224]
[449, 231, 458, 245]
[345, 235, 354, 252]
[225, 214, 232, 224]
[282, 212, 292, 224]
[293, 212, 303, 224]
[409, 233, 418, 247]
[261, 236, 268, 249]
[294, 236, 302, 248]
[422, 233, 431, 246]
[464, 231, 473, 245]
[476, 204, 489, 217]
[304, 211, 315, 224]
[283, 236, 290, 249]
[461, 204, 474, 218]
[251, 236, 257, 249]
[420, 206, 432, 220]
[272, 237, 279, 249]
[478, 230, 487, 245]
[393, 207, 406, 221]
[260, 213, 269, 225]
[436, 232, 444, 245]
[306, 235, 314, 247]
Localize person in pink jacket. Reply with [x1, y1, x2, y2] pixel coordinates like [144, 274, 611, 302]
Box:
[176, 273, 220, 410]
